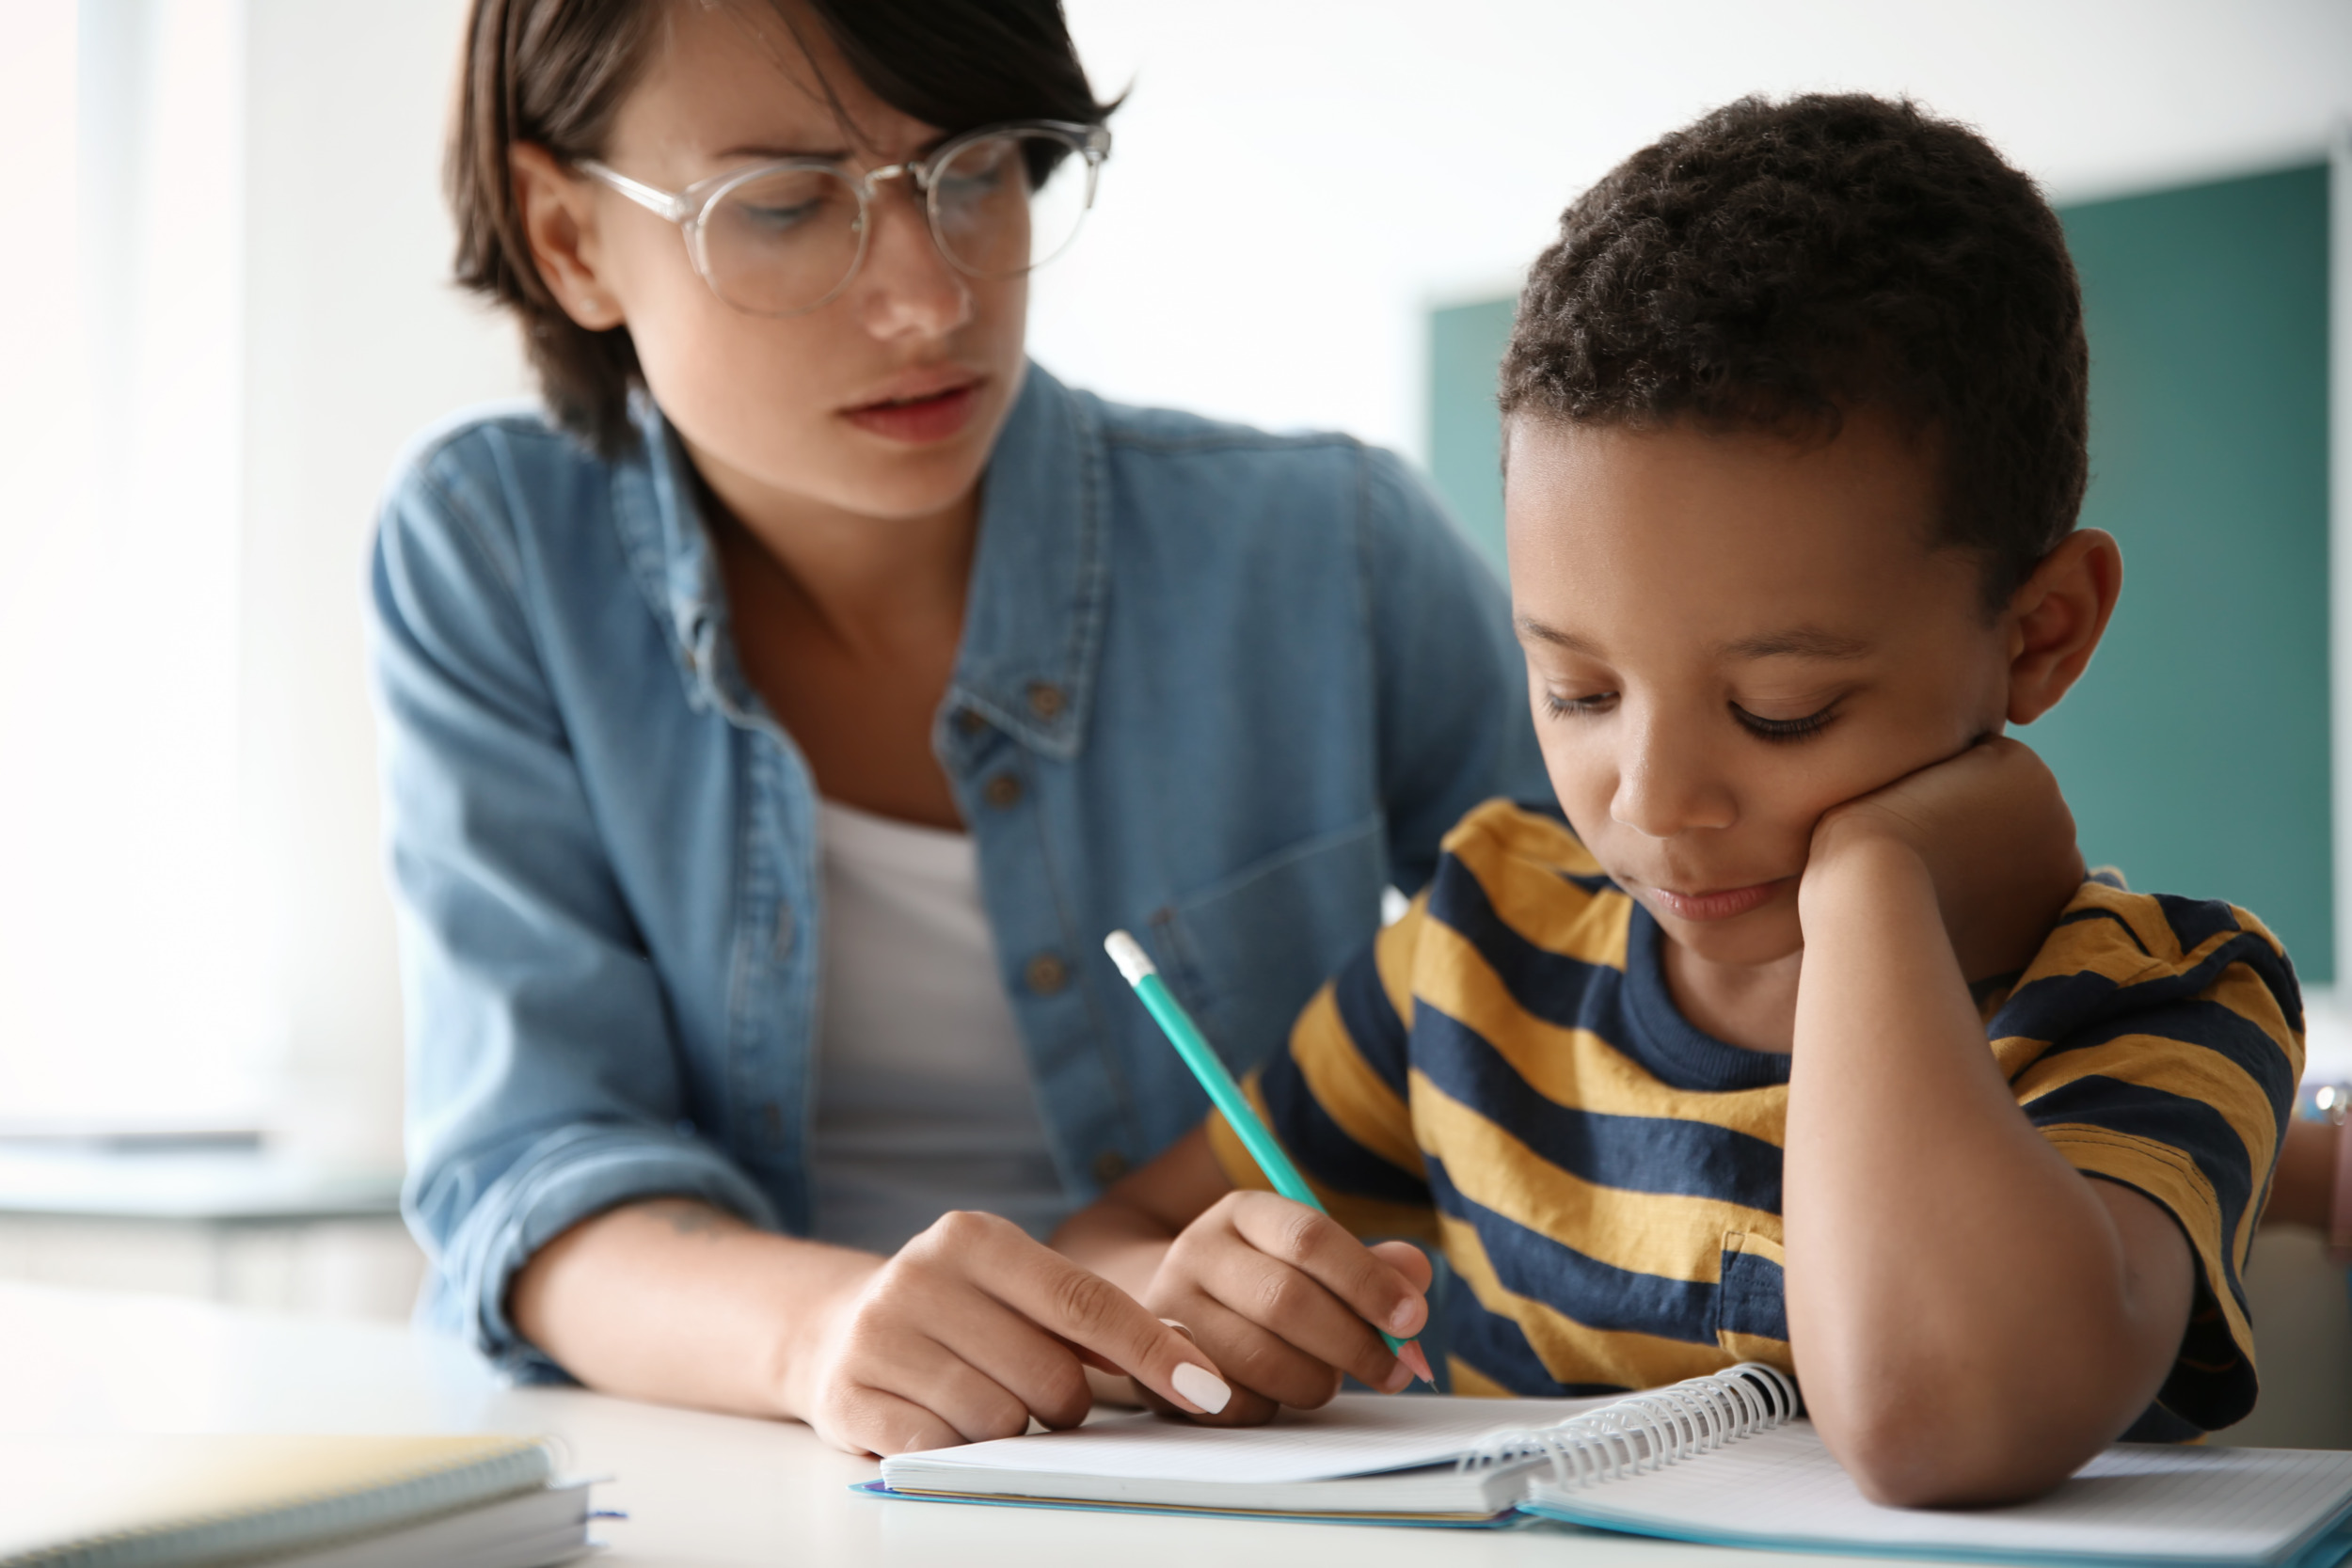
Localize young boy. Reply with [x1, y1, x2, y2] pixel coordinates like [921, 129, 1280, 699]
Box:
[1056, 94, 2301, 1508]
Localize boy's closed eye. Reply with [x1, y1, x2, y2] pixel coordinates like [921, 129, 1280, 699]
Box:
[1734, 701, 1840, 742]
[1536, 688, 1849, 743]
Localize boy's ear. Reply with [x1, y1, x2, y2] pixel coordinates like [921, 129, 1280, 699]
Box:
[2005, 529, 2122, 726]
[509, 142, 623, 331]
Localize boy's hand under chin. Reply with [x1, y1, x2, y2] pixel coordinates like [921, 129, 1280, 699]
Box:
[1806, 735, 2086, 985]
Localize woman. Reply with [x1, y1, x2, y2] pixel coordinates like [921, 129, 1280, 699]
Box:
[373, 0, 1540, 1457]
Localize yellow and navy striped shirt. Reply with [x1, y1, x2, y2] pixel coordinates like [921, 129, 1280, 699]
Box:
[1207, 800, 2302, 1439]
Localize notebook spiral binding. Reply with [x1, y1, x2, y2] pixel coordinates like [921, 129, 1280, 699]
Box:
[1457, 1363, 1800, 1490]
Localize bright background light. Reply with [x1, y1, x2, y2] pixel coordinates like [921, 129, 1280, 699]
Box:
[0, 0, 2344, 1162]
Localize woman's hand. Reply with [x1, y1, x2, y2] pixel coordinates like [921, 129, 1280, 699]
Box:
[510, 1199, 1230, 1457]
[1131, 1190, 1430, 1425]
[790, 1209, 1234, 1454]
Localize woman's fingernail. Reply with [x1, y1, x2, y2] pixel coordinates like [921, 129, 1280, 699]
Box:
[1389, 1302, 1419, 1332]
[1381, 1358, 1415, 1393]
[1171, 1362, 1232, 1415]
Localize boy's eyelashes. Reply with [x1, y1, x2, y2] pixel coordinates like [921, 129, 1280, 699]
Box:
[1541, 691, 1618, 719]
[1537, 689, 1843, 744]
[1732, 703, 1840, 743]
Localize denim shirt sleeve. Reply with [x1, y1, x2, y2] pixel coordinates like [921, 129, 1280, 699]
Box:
[369, 436, 778, 1378]
[1359, 449, 1550, 892]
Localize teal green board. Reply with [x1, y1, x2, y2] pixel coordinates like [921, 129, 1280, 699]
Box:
[1427, 296, 1518, 574]
[2034, 165, 2331, 979]
[1424, 163, 2333, 979]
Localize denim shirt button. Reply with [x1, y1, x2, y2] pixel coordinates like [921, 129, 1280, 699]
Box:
[1026, 681, 1066, 721]
[1092, 1149, 1130, 1183]
[1024, 952, 1070, 995]
[983, 772, 1025, 810]
[956, 707, 990, 736]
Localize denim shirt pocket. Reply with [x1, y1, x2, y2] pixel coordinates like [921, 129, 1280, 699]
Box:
[1713, 1228, 1795, 1367]
[1148, 814, 1388, 1079]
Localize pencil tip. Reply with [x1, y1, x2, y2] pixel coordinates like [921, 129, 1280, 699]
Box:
[1397, 1339, 1435, 1388]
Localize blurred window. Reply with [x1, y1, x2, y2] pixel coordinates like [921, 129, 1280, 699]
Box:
[0, 0, 262, 1130]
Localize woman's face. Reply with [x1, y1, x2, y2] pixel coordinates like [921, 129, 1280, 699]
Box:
[564, 2, 1030, 523]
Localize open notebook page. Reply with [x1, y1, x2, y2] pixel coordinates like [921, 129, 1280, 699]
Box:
[1533, 1423, 2352, 1563]
[882, 1393, 1613, 1487]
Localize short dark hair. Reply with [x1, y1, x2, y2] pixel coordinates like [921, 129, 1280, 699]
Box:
[448, 0, 1113, 455]
[1501, 94, 2088, 610]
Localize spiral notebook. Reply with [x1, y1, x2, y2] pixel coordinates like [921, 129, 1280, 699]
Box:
[872, 1364, 2352, 1564]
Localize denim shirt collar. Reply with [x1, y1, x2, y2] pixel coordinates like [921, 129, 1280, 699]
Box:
[609, 361, 1104, 762]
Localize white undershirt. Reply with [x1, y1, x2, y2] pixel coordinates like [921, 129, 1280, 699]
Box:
[807, 799, 1070, 1255]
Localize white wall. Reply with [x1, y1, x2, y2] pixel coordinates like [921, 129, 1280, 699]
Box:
[1033, 0, 2352, 459]
[0, 0, 257, 1126]
[4, 1, 2345, 1163]
[237, 0, 528, 1164]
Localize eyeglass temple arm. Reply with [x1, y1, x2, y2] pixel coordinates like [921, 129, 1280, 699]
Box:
[574, 159, 692, 224]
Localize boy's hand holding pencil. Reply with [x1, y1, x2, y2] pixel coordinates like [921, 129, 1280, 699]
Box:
[1136, 1190, 1435, 1423]
[1102, 932, 1435, 1423]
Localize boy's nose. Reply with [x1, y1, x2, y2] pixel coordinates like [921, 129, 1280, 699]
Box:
[1610, 715, 1737, 839]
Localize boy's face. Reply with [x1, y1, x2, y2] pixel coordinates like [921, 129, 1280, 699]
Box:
[1504, 408, 2012, 972]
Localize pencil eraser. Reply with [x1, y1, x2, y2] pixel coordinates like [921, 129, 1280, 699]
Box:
[1104, 929, 1157, 984]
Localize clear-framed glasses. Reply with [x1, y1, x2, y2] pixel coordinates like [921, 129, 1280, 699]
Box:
[575, 119, 1110, 319]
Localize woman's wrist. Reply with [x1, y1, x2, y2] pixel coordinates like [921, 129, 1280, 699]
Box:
[2286, 1083, 2352, 1259]
[760, 1240, 887, 1422]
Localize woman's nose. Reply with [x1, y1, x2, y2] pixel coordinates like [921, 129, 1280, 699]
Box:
[851, 181, 974, 341]
[1610, 714, 1737, 840]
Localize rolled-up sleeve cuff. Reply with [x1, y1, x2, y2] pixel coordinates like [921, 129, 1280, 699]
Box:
[417, 1123, 782, 1381]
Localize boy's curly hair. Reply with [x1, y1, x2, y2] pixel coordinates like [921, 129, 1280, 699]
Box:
[1502, 94, 2087, 610]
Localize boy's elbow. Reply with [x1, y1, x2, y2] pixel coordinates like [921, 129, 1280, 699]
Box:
[1813, 1381, 2093, 1509]
[1831, 1424, 2075, 1511]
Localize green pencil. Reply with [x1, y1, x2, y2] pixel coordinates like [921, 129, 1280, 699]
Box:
[1103, 929, 1435, 1388]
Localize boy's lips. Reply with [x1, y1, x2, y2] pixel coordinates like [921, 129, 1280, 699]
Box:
[1644, 877, 1796, 923]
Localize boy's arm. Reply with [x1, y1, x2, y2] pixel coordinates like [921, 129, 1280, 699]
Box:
[1054, 1124, 1232, 1300]
[1786, 738, 2194, 1509]
[1055, 1126, 1433, 1422]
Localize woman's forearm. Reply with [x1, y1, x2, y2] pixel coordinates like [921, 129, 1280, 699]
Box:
[511, 1196, 1234, 1450]
[508, 1198, 881, 1419]
[1785, 834, 2186, 1507]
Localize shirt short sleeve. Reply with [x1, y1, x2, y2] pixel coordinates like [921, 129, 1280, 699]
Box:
[1994, 882, 2304, 1435]
[1207, 895, 1439, 1242]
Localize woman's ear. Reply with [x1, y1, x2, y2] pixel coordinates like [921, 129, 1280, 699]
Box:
[2005, 529, 2122, 726]
[510, 142, 624, 331]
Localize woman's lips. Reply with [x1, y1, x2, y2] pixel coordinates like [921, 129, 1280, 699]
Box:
[1645, 878, 1795, 923]
[841, 383, 978, 444]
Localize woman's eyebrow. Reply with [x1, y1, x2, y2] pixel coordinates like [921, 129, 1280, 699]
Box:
[713, 141, 853, 162]
[1718, 627, 1875, 660]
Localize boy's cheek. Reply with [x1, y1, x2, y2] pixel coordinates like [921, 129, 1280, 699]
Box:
[1534, 745, 1616, 842]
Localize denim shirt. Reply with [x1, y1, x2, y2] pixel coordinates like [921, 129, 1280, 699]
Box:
[370, 363, 1547, 1376]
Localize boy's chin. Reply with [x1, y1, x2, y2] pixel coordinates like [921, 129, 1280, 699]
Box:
[1646, 900, 1805, 971]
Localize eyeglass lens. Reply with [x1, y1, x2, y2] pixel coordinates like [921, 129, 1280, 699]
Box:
[694, 132, 1095, 318]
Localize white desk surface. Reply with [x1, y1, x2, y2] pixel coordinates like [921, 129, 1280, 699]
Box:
[0, 1280, 1927, 1566]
